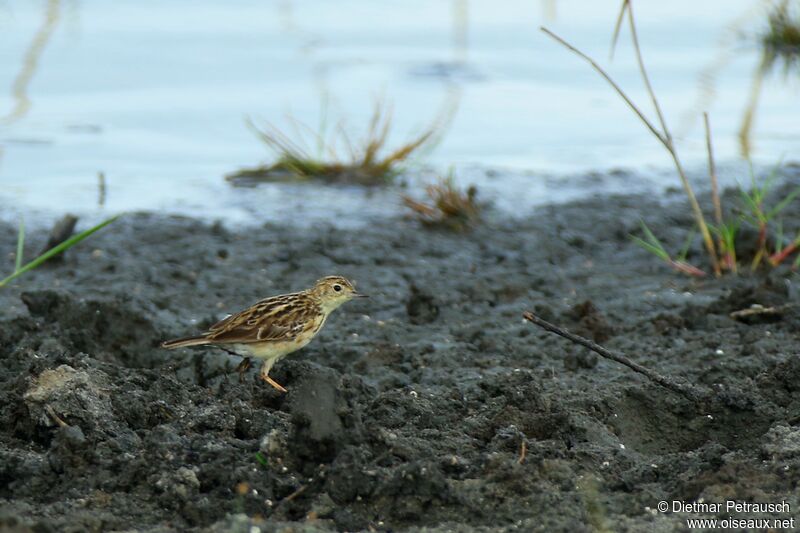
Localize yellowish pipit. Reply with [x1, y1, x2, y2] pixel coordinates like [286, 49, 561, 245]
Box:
[161, 276, 366, 392]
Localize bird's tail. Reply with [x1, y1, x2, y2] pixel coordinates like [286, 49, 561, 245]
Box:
[161, 335, 211, 349]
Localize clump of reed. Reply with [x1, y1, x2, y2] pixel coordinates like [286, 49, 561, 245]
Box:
[543, 0, 800, 277]
[227, 102, 445, 187]
[402, 174, 480, 231]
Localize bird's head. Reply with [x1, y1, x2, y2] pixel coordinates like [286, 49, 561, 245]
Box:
[309, 276, 367, 312]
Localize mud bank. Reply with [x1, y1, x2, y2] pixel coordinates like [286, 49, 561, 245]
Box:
[1, 174, 800, 532]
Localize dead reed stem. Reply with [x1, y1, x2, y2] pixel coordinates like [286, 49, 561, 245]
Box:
[703, 113, 722, 227]
[542, 1, 721, 276]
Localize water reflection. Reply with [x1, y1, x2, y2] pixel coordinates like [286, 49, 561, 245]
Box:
[2, 0, 61, 123]
[689, 0, 800, 159]
[541, 0, 557, 23]
[452, 0, 469, 65]
[410, 0, 481, 81]
[0, 1, 799, 223]
[739, 0, 800, 157]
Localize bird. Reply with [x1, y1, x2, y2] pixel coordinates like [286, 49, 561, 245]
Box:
[161, 276, 366, 392]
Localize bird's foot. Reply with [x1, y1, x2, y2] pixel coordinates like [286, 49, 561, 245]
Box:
[260, 373, 288, 393]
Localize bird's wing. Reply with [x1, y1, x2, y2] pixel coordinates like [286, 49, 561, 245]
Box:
[206, 293, 317, 344]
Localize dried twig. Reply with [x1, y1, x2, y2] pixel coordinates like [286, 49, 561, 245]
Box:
[281, 484, 307, 503]
[522, 311, 706, 403]
[730, 303, 795, 321]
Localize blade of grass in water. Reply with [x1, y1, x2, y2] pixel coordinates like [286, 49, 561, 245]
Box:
[15, 218, 25, 272]
[0, 214, 120, 288]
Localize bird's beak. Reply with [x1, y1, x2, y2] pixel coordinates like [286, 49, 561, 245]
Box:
[352, 292, 369, 298]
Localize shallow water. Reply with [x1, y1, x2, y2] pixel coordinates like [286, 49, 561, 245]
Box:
[0, 0, 798, 225]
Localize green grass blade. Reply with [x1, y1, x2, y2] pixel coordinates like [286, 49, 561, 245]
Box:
[763, 156, 785, 191]
[0, 214, 120, 288]
[749, 157, 785, 210]
[711, 221, 738, 249]
[677, 228, 696, 262]
[767, 185, 800, 220]
[639, 221, 670, 256]
[15, 218, 25, 272]
[631, 234, 670, 262]
[738, 186, 764, 223]
[254, 452, 268, 467]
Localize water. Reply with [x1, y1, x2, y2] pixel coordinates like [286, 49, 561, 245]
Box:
[0, 0, 798, 226]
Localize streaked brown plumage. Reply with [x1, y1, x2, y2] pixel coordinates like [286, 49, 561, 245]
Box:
[162, 276, 366, 392]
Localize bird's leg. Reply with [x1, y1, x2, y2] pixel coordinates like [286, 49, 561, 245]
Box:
[259, 360, 287, 393]
[235, 358, 252, 383]
[218, 346, 252, 383]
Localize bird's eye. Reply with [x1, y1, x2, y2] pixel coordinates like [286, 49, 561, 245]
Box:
[333, 284, 342, 292]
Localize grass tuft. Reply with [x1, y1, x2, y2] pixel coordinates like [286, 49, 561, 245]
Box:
[710, 221, 740, 274]
[542, 0, 721, 276]
[547, 0, 800, 277]
[227, 102, 447, 186]
[633, 162, 800, 276]
[402, 174, 481, 231]
[737, 162, 800, 269]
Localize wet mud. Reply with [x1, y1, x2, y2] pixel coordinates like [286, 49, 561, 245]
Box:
[1, 173, 800, 531]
